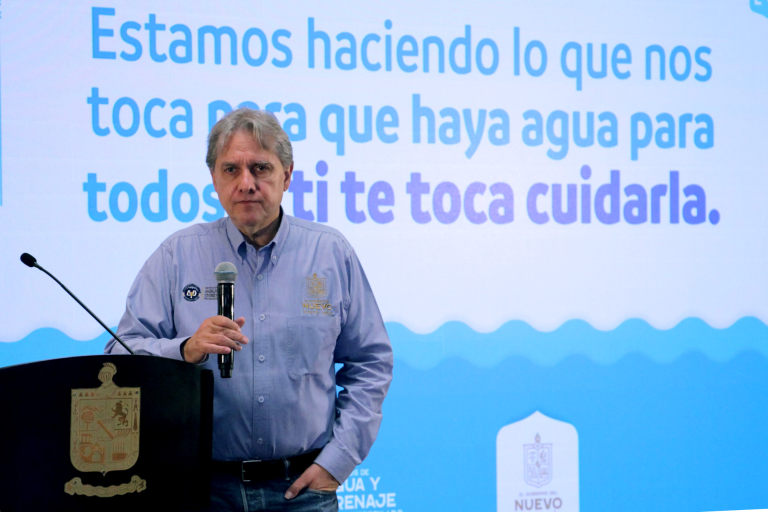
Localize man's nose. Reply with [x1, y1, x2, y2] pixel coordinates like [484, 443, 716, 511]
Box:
[237, 170, 258, 193]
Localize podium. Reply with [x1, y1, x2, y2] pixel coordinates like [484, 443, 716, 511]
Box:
[0, 355, 213, 511]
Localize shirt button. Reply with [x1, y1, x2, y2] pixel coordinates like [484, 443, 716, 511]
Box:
[257, 438, 263, 444]
[257, 274, 263, 280]
[258, 396, 265, 403]
[271, 255, 277, 262]
[259, 355, 265, 362]
[259, 314, 266, 321]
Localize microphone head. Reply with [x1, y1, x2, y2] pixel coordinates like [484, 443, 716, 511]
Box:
[20, 253, 37, 267]
[214, 262, 238, 284]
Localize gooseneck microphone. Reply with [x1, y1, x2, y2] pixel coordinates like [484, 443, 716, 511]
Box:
[214, 262, 238, 378]
[19, 252, 136, 355]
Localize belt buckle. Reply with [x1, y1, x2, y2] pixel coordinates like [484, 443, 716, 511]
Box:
[241, 459, 261, 483]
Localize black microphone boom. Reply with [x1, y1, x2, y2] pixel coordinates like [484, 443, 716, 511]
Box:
[20, 252, 136, 355]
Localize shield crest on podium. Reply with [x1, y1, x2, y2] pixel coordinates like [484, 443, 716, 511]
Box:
[70, 363, 140, 475]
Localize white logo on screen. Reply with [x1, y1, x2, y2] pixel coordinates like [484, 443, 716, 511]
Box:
[524, 433, 553, 488]
[497, 411, 579, 512]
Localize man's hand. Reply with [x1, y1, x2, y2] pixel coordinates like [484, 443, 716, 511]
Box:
[284, 463, 339, 499]
[183, 316, 248, 364]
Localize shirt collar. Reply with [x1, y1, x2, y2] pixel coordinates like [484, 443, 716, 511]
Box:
[269, 208, 290, 266]
[224, 208, 290, 266]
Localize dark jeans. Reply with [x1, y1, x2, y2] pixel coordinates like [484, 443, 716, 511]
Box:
[201, 471, 339, 512]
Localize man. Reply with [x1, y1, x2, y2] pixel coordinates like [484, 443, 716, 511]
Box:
[105, 108, 393, 511]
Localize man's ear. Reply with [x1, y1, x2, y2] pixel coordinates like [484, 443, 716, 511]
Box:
[283, 162, 294, 192]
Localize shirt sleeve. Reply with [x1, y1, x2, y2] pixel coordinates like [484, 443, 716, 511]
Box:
[104, 244, 188, 360]
[313, 246, 394, 483]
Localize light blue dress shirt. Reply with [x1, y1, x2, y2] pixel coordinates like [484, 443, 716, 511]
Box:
[105, 212, 393, 483]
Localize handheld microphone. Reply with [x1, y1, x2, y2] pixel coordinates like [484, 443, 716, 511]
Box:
[214, 262, 238, 378]
[19, 252, 137, 355]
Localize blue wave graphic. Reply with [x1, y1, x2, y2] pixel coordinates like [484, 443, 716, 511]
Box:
[2, 317, 767, 369]
[387, 316, 768, 368]
[0, 328, 112, 367]
[369, 351, 768, 511]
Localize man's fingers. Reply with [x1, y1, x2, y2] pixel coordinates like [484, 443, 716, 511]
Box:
[205, 344, 234, 355]
[208, 334, 243, 351]
[284, 473, 310, 500]
[195, 334, 245, 355]
[210, 315, 244, 331]
[224, 329, 248, 344]
[186, 316, 250, 362]
[206, 317, 248, 341]
[213, 329, 248, 345]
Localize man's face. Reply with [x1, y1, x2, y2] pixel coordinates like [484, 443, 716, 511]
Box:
[211, 131, 292, 236]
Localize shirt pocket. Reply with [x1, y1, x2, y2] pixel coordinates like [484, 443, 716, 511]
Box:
[287, 315, 341, 380]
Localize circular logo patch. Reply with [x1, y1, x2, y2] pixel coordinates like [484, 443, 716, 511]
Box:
[183, 284, 201, 302]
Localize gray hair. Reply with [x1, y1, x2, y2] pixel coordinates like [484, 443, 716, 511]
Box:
[206, 108, 293, 171]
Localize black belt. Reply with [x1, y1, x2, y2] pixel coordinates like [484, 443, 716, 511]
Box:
[211, 449, 321, 483]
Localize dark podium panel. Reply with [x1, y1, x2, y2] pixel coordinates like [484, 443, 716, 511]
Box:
[0, 355, 213, 511]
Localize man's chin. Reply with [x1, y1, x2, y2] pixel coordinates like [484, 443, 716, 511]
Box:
[230, 211, 279, 235]
[231, 205, 265, 221]
[232, 216, 266, 230]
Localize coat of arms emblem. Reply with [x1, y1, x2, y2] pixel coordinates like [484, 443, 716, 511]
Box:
[306, 273, 327, 298]
[65, 363, 145, 497]
[523, 433, 552, 487]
